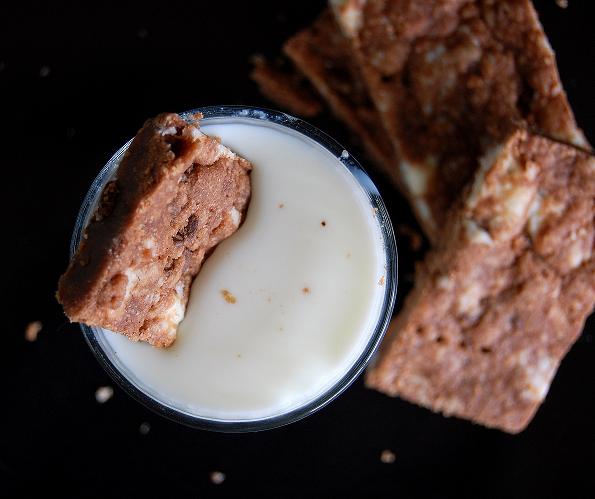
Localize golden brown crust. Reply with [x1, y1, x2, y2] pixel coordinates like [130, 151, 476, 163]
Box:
[366, 130, 595, 433]
[57, 113, 252, 347]
[332, 0, 589, 241]
[284, 9, 395, 175]
[250, 55, 323, 118]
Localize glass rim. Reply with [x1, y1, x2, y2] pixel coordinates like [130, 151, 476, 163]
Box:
[72, 105, 398, 432]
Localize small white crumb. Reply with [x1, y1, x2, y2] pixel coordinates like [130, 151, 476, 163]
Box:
[340, 150, 349, 159]
[39, 65, 50, 77]
[380, 449, 396, 464]
[139, 422, 151, 435]
[555, 0, 568, 8]
[95, 386, 114, 404]
[209, 471, 226, 485]
[25, 321, 42, 342]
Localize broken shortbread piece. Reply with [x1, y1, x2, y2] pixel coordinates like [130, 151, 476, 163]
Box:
[366, 130, 595, 433]
[57, 113, 252, 347]
[331, 0, 589, 241]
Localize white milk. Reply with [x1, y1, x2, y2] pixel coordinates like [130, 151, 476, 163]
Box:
[103, 119, 387, 420]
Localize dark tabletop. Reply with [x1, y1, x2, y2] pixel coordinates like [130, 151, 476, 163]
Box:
[1, 1, 594, 497]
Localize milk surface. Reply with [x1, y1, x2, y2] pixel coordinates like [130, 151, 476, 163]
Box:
[103, 119, 386, 420]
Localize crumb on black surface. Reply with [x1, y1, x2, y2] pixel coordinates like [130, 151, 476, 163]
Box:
[380, 449, 396, 464]
[210, 471, 226, 485]
[24, 321, 42, 342]
[94, 386, 114, 404]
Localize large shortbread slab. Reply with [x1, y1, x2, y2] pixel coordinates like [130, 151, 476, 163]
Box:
[366, 130, 595, 433]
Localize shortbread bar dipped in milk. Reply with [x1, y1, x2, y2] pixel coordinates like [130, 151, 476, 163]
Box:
[57, 113, 252, 347]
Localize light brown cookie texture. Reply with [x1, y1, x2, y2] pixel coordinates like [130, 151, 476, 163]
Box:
[331, 0, 588, 241]
[366, 130, 595, 433]
[284, 9, 395, 174]
[250, 54, 323, 118]
[57, 113, 252, 347]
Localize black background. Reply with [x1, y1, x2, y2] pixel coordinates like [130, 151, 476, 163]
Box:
[1, 1, 594, 497]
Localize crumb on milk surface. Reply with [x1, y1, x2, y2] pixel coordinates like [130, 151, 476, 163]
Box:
[221, 289, 237, 304]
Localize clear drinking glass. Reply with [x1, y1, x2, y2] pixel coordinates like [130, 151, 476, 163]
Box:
[71, 106, 398, 432]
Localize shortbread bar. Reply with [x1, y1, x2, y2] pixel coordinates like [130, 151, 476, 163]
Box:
[58, 113, 252, 347]
[331, 0, 588, 240]
[366, 130, 594, 433]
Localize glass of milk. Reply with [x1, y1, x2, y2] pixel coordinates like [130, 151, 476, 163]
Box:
[72, 106, 397, 431]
